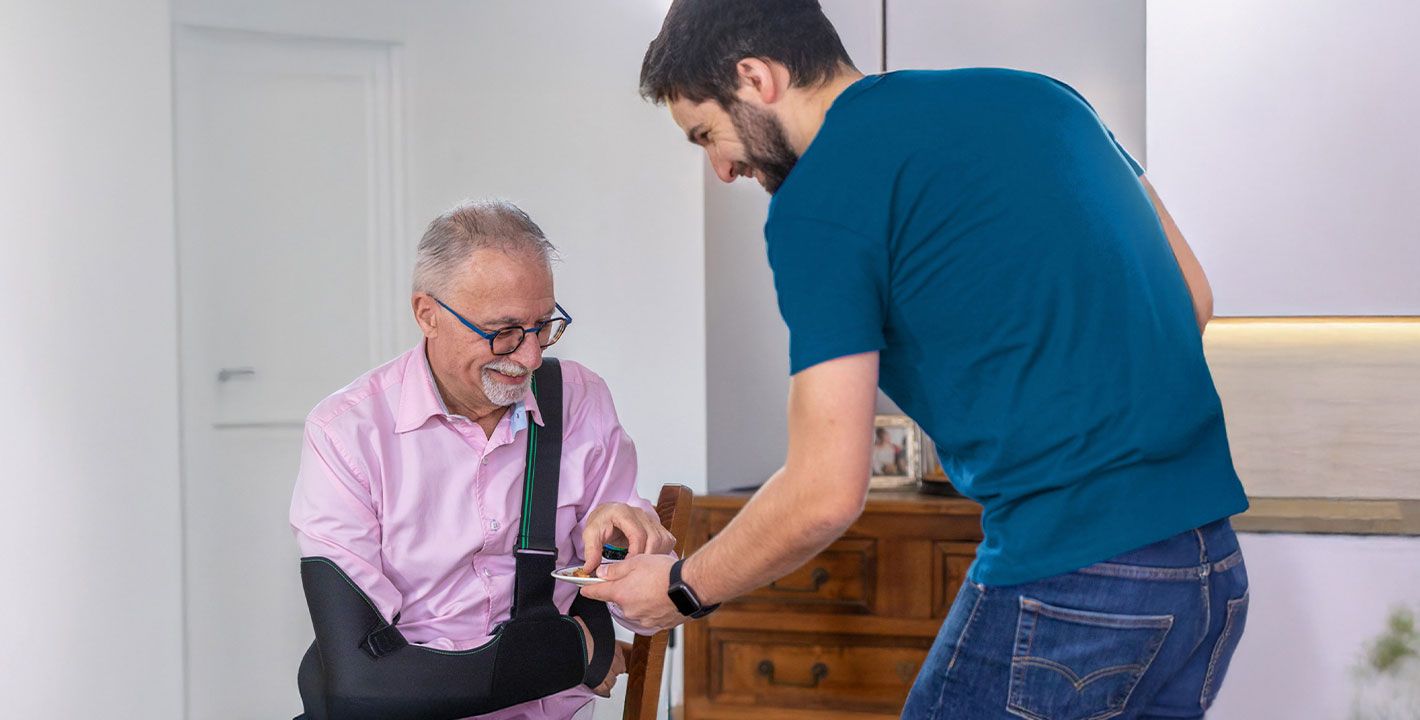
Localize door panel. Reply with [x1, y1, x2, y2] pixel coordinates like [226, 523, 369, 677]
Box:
[175, 26, 403, 718]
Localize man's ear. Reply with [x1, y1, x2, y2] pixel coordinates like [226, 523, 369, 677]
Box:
[734, 57, 784, 105]
[412, 293, 438, 338]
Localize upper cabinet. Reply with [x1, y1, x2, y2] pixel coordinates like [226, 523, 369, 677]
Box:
[1147, 1, 1420, 316]
[885, 0, 1145, 167]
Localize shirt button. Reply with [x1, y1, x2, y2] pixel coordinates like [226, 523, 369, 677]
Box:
[489, 519, 500, 531]
[481, 458, 488, 465]
[482, 568, 491, 578]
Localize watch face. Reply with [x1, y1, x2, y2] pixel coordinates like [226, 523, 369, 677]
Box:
[668, 585, 698, 616]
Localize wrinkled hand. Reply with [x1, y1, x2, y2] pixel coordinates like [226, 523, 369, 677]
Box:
[573, 618, 632, 698]
[593, 640, 632, 698]
[578, 554, 687, 633]
[580, 502, 675, 575]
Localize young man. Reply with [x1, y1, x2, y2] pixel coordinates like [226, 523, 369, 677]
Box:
[582, 2, 1250, 718]
[291, 200, 675, 720]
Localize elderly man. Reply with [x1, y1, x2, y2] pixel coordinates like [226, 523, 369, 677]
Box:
[290, 200, 673, 720]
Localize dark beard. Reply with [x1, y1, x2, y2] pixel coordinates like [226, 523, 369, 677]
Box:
[727, 101, 799, 194]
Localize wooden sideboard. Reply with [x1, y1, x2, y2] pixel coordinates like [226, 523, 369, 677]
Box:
[683, 491, 984, 720]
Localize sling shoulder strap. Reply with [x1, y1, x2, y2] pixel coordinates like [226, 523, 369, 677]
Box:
[512, 358, 616, 684]
[511, 358, 563, 618]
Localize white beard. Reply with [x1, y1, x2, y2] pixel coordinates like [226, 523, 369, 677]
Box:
[480, 359, 531, 407]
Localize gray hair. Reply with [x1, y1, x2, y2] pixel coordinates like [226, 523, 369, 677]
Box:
[412, 199, 558, 295]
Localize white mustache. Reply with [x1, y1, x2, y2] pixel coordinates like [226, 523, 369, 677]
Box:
[485, 361, 529, 378]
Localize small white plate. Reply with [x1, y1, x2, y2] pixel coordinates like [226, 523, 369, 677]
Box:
[551, 566, 607, 586]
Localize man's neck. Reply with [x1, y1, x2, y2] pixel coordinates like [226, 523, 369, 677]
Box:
[784, 68, 866, 155]
[435, 375, 512, 439]
[457, 400, 512, 439]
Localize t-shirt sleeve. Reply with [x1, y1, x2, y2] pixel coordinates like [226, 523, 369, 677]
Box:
[764, 215, 888, 375]
[1045, 76, 1144, 177]
[1107, 127, 1145, 177]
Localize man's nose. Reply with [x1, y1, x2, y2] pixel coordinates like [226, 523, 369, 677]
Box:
[708, 149, 735, 184]
[512, 334, 544, 369]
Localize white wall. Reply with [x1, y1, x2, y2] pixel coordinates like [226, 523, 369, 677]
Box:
[1212, 534, 1420, 719]
[405, 0, 709, 499]
[0, 0, 185, 717]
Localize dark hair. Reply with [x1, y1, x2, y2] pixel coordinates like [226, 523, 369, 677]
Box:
[640, 0, 856, 107]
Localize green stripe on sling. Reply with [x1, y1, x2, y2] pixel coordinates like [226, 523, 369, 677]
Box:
[519, 373, 538, 549]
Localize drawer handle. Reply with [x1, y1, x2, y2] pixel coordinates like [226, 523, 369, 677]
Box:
[757, 660, 828, 688]
[769, 567, 829, 593]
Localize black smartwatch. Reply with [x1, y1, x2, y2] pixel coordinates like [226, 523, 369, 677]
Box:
[667, 558, 720, 619]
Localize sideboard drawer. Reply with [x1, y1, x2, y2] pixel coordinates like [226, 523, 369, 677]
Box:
[708, 629, 932, 715]
[737, 538, 877, 613]
[685, 493, 984, 720]
[707, 511, 879, 614]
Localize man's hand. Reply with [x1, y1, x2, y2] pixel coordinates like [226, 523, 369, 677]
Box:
[592, 640, 632, 698]
[573, 617, 632, 697]
[577, 553, 685, 633]
[580, 502, 675, 575]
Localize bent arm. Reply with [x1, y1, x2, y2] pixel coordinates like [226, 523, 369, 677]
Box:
[291, 425, 608, 718]
[680, 352, 879, 604]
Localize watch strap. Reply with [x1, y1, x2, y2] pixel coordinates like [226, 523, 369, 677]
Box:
[669, 558, 720, 618]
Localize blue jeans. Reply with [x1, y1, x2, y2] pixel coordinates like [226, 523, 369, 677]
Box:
[902, 519, 1249, 719]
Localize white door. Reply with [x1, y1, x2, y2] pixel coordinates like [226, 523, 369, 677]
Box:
[175, 26, 407, 719]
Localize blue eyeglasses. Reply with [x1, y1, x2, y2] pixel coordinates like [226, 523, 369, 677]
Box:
[433, 298, 573, 356]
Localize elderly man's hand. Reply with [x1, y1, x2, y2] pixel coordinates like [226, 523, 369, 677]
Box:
[573, 618, 631, 698]
[580, 502, 675, 574]
[578, 554, 687, 633]
[593, 640, 632, 698]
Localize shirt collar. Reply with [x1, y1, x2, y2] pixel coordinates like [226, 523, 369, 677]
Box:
[395, 342, 544, 433]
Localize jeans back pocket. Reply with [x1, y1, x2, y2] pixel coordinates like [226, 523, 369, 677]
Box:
[1008, 597, 1173, 720]
[1200, 591, 1249, 710]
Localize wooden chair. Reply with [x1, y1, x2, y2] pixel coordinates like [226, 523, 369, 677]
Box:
[621, 484, 694, 720]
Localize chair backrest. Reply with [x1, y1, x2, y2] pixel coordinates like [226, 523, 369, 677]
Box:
[622, 484, 694, 720]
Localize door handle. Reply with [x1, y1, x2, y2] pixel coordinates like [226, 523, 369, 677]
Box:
[217, 367, 256, 382]
[757, 660, 828, 688]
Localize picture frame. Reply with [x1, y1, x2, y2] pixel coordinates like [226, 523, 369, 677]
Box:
[869, 414, 921, 491]
[918, 435, 964, 497]
[922, 435, 949, 481]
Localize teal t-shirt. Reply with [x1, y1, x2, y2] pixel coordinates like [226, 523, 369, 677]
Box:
[765, 69, 1248, 586]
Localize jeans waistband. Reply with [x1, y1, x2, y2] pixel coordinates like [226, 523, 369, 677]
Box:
[1076, 518, 1243, 582]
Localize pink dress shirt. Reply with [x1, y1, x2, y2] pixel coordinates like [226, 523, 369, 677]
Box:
[290, 343, 657, 720]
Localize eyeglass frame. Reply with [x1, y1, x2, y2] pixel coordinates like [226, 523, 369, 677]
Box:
[432, 297, 573, 356]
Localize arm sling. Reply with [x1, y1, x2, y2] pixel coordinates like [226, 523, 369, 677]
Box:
[294, 359, 616, 720]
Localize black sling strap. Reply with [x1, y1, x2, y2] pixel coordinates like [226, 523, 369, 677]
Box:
[512, 358, 615, 682]
[511, 359, 565, 619]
